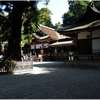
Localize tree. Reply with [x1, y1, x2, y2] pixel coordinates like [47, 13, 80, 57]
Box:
[93, 1, 100, 11]
[21, 5, 39, 48]
[21, 7, 53, 49]
[0, 0, 50, 61]
[62, 1, 100, 26]
[0, 12, 12, 41]
[62, 1, 90, 26]
[62, 11, 74, 26]
[54, 22, 62, 28]
[38, 7, 53, 27]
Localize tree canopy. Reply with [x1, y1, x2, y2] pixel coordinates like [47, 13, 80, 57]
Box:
[62, 1, 100, 26]
[54, 22, 62, 28]
[38, 7, 53, 27]
[0, 1, 50, 61]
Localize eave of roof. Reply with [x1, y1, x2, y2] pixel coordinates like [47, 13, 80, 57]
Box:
[33, 33, 49, 40]
[38, 24, 68, 40]
[38, 24, 59, 40]
[49, 40, 76, 47]
[56, 3, 100, 37]
[58, 19, 100, 32]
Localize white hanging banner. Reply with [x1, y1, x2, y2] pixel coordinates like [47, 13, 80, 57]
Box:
[36, 44, 42, 49]
[31, 45, 34, 49]
[43, 43, 48, 48]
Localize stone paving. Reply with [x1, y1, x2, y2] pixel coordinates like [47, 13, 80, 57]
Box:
[0, 61, 100, 99]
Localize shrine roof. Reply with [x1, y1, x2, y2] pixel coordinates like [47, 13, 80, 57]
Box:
[33, 33, 49, 40]
[38, 24, 67, 40]
[56, 3, 100, 37]
[76, 3, 100, 24]
[57, 19, 100, 33]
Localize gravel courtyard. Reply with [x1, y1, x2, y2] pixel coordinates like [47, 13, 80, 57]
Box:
[0, 61, 100, 99]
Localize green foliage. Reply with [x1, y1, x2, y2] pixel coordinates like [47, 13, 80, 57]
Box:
[21, 6, 38, 46]
[62, 1, 90, 26]
[38, 7, 53, 27]
[22, 7, 38, 35]
[0, 13, 12, 41]
[54, 22, 62, 28]
[62, 1, 100, 26]
[62, 11, 74, 26]
[21, 34, 32, 46]
[0, 1, 51, 61]
[0, 1, 52, 44]
[93, 1, 100, 11]
[68, 1, 89, 18]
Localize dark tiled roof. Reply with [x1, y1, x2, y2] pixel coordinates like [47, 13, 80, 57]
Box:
[58, 20, 100, 32]
[76, 4, 100, 24]
[56, 3, 100, 37]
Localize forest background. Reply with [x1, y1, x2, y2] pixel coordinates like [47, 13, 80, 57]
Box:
[0, 0, 100, 61]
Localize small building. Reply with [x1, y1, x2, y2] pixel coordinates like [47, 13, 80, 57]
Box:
[31, 24, 75, 61]
[56, 3, 100, 60]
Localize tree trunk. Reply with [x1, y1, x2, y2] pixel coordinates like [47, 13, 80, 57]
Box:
[7, 2, 24, 61]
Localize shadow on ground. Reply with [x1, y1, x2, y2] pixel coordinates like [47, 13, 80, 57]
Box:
[0, 61, 100, 99]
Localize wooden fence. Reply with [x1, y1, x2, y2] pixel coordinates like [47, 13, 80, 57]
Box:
[12, 61, 33, 71]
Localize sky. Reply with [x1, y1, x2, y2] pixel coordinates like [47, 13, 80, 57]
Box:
[37, 0, 69, 25]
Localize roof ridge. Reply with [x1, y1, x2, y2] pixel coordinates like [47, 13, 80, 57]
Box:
[39, 24, 55, 31]
[89, 3, 100, 14]
[75, 3, 100, 24]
